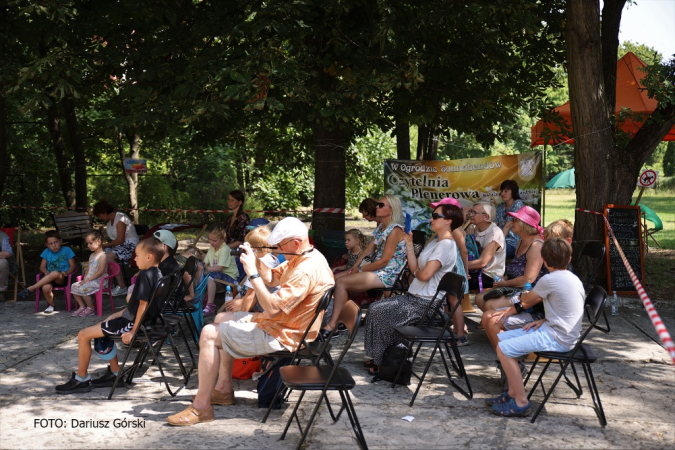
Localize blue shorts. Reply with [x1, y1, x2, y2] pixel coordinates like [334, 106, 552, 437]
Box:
[207, 271, 237, 285]
[497, 323, 570, 358]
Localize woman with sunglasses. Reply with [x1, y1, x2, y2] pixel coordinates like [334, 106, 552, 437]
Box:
[363, 203, 464, 374]
[467, 201, 506, 291]
[323, 194, 407, 334]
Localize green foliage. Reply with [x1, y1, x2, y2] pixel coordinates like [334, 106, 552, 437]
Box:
[664, 142, 675, 177]
[346, 129, 397, 206]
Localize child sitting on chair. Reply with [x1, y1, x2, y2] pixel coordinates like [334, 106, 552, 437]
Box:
[70, 230, 108, 317]
[19, 230, 77, 313]
[486, 238, 585, 417]
[55, 238, 164, 394]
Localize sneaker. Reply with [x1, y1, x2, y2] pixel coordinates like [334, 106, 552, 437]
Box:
[203, 303, 216, 317]
[18, 288, 31, 299]
[111, 286, 128, 296]
[454, 335, 470, 347]
[71, 307, 86, 317]
[44, 305, 55, 313]
[91, 366, 124, 388]
[79, 307, 96, 317]
[55, 373, 92, 394]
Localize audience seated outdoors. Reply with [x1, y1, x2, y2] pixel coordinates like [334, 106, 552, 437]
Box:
[466, 200, 506, 291]
[166, 217, 334, 426]
[70, 230, 108, 317]
[485, 238, 585, 418]
[18, 230, 77, 312]
[475, 206, 546, 312]
[494, 180, 525, 259]
[323, 194, 407, 335]
[358, 198, 380, 224]
[0, 229, 18, 303]
[225, 190, 251, 250]
[363, 200, 466, 374]
[93, 200, 140, 297]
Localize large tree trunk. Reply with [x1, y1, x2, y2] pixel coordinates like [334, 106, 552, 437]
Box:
[117, 131, 140, 224]
[0, 91, 8, 199]
[62, 94, 88, 211]
[46, 100, 76, 208]
[416, 124, 439, 160]
[312, 124, 348, 237]
[393, 91, 410, 160]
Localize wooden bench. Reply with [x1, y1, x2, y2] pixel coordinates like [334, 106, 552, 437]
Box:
[52, 211, 93, 255]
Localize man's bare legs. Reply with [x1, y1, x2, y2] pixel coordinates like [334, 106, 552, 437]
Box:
[326, 272, 384, 331]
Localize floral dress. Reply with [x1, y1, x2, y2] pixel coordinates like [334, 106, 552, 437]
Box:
[71, 252, 107, 296]
[372, 223, 407, 288]
[226, 210, 251, 246]
[495, 199, 525, 252]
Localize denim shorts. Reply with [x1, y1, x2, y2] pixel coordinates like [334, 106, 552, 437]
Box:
[497, 323, 570, 358]
[207, 271, 237, 285]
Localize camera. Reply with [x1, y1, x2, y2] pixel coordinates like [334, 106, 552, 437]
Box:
[230, 248, 244, 257]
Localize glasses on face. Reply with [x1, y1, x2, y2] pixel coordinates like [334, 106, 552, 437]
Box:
[376, 202, 386, 209]
[431, 213, 446, 220]
[468, 210, 486, 216]
[277, 238, 296, 249]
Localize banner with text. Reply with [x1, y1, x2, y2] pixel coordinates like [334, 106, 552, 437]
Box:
[384, 152, 543, 235]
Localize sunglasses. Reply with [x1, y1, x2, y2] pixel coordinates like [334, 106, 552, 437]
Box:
[431, 213, 446, 220]
[376, 202, 386, 208]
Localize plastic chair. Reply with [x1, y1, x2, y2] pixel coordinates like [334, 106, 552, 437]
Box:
[35, 272, 75, 312]
[248, 218, 270, 229]
[636, 204, 663, 248]
[523, 285, 609, 425]
[75, 261, 120, 316]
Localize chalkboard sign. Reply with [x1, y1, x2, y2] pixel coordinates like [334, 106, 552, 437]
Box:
[604, 205, 644, 295]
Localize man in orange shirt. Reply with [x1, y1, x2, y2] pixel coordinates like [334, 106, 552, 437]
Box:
[167, 217, 334, 426]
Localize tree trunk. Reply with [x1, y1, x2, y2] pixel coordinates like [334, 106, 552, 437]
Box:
[0, 91, 8, 199]
[395, 119, 410, 160]
[312, 124, 348, 237]
[62, 94, 88, 211]
[47, 100, 76, 208]
[117, 131, 140, 224]
[416, 124, 439, 160]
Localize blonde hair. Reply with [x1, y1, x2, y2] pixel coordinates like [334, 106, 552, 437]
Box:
[245, 226, 272, 253]
[385, 194, 405, 225]
[476, 200, 495, 223]
[544, 219, 574, 241]
[345, 229, 367, 251]
[515, 219, 539, 236]
[209, 226, 226, 242]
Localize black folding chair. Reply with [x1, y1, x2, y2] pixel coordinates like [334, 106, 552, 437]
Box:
[163, 256, 201, 345]
[107, 273, 188, 399]
[523, 285, 609, 425]
[261, 288, 335, 423]
[392, 272, 472, 406]
[278, 300, 367, 450]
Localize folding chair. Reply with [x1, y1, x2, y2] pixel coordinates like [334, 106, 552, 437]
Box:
[108, 273, 187, 399]
[523, 285, 609, 425]
[574, 241, 606, 293]
[163, 256, 202, 343]
[261, 287, 335, 423]
[0, 227, 26, 302]
[277, 300, 367, 450]
[392, 272, 472, 406]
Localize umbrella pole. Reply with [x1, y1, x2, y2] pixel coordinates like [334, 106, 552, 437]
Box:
[542, 145, 547, 225]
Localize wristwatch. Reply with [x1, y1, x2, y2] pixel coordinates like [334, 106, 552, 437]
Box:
[249, 273, 261, 280]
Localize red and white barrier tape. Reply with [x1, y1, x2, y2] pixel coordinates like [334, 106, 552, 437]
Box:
[576, 207, 675, 364]
[1, 205, 345, 214]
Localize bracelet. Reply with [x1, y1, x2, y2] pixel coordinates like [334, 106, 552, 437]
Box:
[249, 273, 261, 280]
[514, 302, 524, 313]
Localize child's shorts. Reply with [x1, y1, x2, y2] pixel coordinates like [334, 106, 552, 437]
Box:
[207, 271, 237, 285]
[497, 323, 570, 359]
[101, 317, 135, 336]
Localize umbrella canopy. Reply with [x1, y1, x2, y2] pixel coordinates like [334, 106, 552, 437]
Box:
[546, 168, 575, 189]
[531, 52, 675, 146]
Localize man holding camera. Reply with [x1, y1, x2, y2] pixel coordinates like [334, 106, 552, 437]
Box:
[166, 217, 335, 426]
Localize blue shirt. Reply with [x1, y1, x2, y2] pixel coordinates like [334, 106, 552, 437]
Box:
[40, 246, 76, 272]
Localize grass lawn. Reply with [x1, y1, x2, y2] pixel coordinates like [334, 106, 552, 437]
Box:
[544, 188, 675, 300]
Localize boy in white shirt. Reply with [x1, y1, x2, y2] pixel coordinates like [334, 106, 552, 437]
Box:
[486, 238, 585, 417]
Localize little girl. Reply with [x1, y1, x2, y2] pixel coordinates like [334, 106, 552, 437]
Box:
[333, 229, 367, 278]
[70, 230, 108, 317]
[199, 226, 240, 317]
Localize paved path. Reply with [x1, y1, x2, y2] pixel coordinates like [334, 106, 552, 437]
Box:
[1, 297, 674, 449]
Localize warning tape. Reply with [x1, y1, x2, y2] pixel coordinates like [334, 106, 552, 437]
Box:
[1, 205, 345, 214]
[576, 207, 675, 365]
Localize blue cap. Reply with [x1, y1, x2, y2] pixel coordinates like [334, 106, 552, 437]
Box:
[94, 337, 118, 361]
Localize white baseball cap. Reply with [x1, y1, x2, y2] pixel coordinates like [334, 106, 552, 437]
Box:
[267, 217, 308, 245]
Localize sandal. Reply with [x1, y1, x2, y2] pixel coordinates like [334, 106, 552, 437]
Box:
[363, 359, 376, 368]
[491, 398, 531, 417]
[79, 307, 96, 317]
[202, 303, 216, 317]
[485, 391, 512, 406]
[71, 307, 86, 317]
[192, 389, 236, 406]
[367, 365, 379, 376]
[166, 405, 214, 426]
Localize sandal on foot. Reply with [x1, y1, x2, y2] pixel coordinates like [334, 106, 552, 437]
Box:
[71, 307, 86, 317]
[363, 359, 376, 368]
[192, 389, 236, 406]
[79, 307, 96, 317]
[367, 365, 379, 376]
[491, 398, 531, 417]
[485, 391, 512, 406]
[202, 303, 216, 317]
[166, 405, 214, 426]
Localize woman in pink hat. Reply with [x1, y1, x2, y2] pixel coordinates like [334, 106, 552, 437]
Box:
[475, 205, 546, 312]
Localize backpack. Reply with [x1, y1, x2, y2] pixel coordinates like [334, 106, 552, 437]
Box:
[371, 345, 412, 386]
[256, 357, 292, 409]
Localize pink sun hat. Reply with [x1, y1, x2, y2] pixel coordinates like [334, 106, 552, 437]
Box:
[430, 197, 462, 209]
[507, 205, 544, 237]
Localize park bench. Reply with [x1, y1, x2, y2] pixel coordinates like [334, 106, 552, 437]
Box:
[52, 210, 93, 256]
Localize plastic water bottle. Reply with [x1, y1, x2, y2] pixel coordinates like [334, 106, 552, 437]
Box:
[522, 282, 533, 293]
[611, 293, 619, 316]
[492, 274, 502, 283]
[225, 285, 233, 303]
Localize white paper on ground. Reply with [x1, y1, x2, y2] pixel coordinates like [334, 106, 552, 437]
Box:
[401, 415, 414, 422]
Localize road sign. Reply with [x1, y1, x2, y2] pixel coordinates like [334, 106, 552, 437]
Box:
[638, 169, 657, 188]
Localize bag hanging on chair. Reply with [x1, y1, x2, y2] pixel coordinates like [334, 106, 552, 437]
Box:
[371, 344, 412, 386]
[232, 356, 262, 380]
